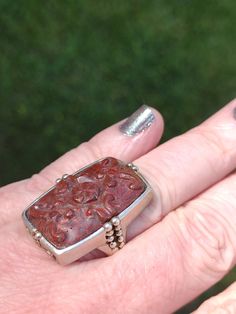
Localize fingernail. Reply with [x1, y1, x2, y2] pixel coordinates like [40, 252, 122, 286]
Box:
[119, 105, 155, 136]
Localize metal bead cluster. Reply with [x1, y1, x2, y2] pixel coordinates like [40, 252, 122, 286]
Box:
[31, 228, 42, 246]
[55, 174, 69, 183]
[29, 228, 54, 257]
[127, 162, 138, 172]
[104, 217, 125, 250]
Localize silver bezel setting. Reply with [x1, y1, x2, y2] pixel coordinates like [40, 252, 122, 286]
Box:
[22, 159, 153, 265]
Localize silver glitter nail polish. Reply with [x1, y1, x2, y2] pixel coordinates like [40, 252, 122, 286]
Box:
[119, 105, 155, 136]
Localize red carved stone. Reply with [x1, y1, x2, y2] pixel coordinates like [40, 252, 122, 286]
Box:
[27, 157, 145, 249]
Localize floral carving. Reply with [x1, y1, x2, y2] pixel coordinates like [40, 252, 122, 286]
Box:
[27, 157, 145, 249]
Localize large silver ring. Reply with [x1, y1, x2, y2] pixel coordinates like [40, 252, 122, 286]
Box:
[22, 157, 153, 265]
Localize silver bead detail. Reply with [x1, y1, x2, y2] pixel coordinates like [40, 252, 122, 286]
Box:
[104, 222, 113, 232]
[119, 242, 125, 249]
[127, 163, 138, 171]
[109, 242, 117, 249]
[46, 250, 53, 257]
[111, 217, 120, 227]
[104, 217, 125, 251]
[62, 174, 69, 179]
[115, 230, 123, 236]
[107, 236, 115, 243]
[106, 230, 114, 237]
[118, 236, 124, 243]
[34, 231, 42, 241]
[56, 178, 61, 183]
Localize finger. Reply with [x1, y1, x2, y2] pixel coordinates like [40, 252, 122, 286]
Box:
[129, 98, 236, 238]
[111, 171, 236, 313]
[1, 172, 236, 313]
[193, 282, 236, 313]
[0, 105, 163, 225]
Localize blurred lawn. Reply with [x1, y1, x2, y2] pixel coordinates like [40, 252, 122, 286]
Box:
[0, 1, 235, 313]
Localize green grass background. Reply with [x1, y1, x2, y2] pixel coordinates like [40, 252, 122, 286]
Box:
[0, 1, 235, 312]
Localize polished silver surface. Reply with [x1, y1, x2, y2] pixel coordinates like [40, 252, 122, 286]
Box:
[22, 158, 153, 265]
[119, 105, 155, 136]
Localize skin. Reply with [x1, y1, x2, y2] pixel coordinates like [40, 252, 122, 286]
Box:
[0, 100, 236, 313]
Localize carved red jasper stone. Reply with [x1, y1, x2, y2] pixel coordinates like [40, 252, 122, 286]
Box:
[27, 157, 146, 249]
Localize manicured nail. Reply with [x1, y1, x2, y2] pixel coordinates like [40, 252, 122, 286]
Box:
[119, 105, 155, 136]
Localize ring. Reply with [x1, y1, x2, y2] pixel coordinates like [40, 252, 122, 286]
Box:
[22, 157, 153, 265]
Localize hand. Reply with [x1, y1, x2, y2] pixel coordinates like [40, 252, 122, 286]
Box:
[0, 101, 236, 314]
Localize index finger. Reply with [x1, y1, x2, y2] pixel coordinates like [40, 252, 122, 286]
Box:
[0, 105, 163, 226]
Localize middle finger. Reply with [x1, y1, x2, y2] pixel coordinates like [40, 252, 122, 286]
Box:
[129, 98, 236, 238]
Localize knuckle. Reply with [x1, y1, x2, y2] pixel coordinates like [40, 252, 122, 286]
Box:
[72, 141, 102, 161]
[190, 128, 231, 171]
[180, 203, 235, 277]
[190, 118, 236, 172]
[26, 172, 52, 194]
